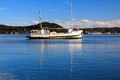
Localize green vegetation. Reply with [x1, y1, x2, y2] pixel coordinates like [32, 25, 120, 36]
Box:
[0, 22, 120, 34]
[0, 22, 67, 34]
[0, 25, 25, 34]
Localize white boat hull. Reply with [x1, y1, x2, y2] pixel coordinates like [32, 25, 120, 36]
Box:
[26, 32, 83, 39]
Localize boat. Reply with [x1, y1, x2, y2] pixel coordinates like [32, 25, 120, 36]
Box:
[26, 28, 83, 39]
[26, 4, 83, 39]
[90, 32, 102, 34]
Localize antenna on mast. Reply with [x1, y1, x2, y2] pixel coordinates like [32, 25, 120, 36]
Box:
[70, 3, 72, 28]
[39, 11, 42, 29]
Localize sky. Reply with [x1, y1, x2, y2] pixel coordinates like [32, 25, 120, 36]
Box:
[0, 0, 120, 28]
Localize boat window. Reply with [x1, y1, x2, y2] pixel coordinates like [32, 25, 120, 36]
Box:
[31, 31, 34, 33]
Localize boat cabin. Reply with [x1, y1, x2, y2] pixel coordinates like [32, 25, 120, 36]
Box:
[31, 28, 50, 35]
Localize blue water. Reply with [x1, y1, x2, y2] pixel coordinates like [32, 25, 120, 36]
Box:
[0, 34, 120, 80]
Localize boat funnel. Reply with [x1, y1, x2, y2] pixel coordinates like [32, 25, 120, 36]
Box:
[68, 29, 73, 33]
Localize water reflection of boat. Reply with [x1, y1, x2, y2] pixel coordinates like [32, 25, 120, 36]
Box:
[31, 39, 83, 74]
[31, 40, 83, 56]
[68, 39, 82, 74]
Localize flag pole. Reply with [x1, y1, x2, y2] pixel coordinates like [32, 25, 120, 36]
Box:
[39, 11, 42, 29]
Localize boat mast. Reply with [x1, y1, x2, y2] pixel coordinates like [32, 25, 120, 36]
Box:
[39, 11, 42, 29]
[70, 3, 73, 28]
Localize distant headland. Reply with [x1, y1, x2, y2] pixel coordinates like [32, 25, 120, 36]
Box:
[0, 22, 67, 34]
[0, 22, 120, 34]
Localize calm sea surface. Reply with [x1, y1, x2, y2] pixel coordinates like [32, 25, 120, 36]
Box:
[0, 34, 120, 80]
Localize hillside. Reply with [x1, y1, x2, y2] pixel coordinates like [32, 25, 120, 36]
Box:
[0, 22, 120, 34]
[0, 22, 67, 34]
